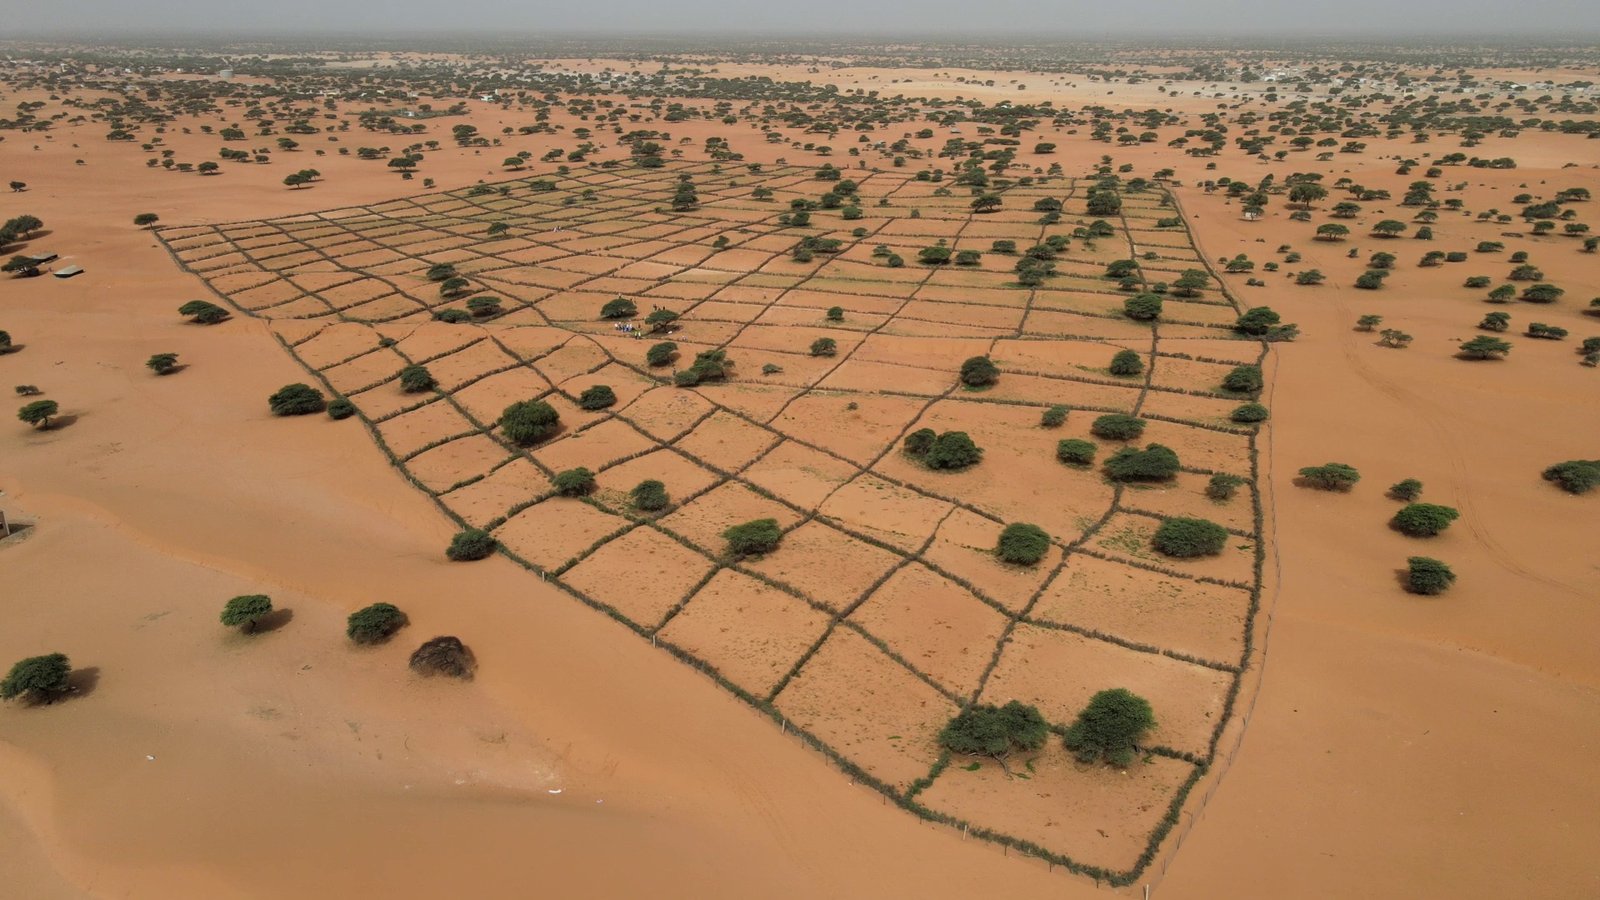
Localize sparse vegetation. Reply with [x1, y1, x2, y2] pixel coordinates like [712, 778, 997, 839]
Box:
[410, 636, 475, 679]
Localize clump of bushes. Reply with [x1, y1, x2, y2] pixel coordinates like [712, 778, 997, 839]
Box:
[398, 364, 436, 393]
[1040, 405, 1068, 428]
[809, 337, 837, 357]
[1388, 478, 1423, 501]
[938, 700, 1048, 758]
[220, 594, 274, 634]
[1541, 460, 1600, 495]
[447, 528, 497, 561]
[1152, 516, 1228, 558]
[1090, 413, 1145, 441]
[1207, 473, 1246, 501]
[146, 352, 180, 375]
[0, 653, 73, 704]
[1056, 438, 1097, 466]
[996, 523, 1050, 566]
[1104, 443, 1180, 482]
[577, 385, 616, 410]
[1108, 349, 1144, 377]
[326, 397, 356, 420]
[600, 297, 637, 319]
[1063, 688, 1156, 767]
[551, 467, 595, 497]
[673, 349, 732, 387]
[1123, 293, 1162, 321]
[178, 299, 230, 324]
[501, 399, 559, 444]
[1392, 503, 1459, 537]
[1406, 557, 1456, 595]
[921, 431, 983, 470]
[645, 341, 678, 367]
[724, 518, 782, 557]
[1230, 402, 1269, 423]
[1298, 462, 1361, 491]
[631, 479, 670, 511]
[959, 355, 999, 387]
[347, 603, 407, 644]
[268, 383, 326, 416]
[410, 636, 475, 679]
[1222, 365, 1264, 394]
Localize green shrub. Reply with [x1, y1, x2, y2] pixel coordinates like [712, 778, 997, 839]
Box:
[447, 529, 497, 561]
[923, 431, 983, 470]
[552, 467, 595, 497]
[0, 653, 72, 703]
[724, 518, 782, 557]
[1541, 459, 1600, 495]
[1230, 402, 1269, 423]
[1298, 462, 1361, 491]
[1104, 443, 1180, 482]
[1040, 404, 1069, 428]
[1090, 414, 1146, 441]
[1123, 293, 1163, 321]
[347, 603, 407, 645]
[146, 352, 180, 375]
[178, 299, 230, 324]
[1459, 336, 1512, 360]
[1207, 473, 1246, 501]
[1063, 688, 1156, 767]
[904, 427, 937, 456]
[1234, 306, 1282, 336]
[409, 636, 475, 679]
[1056, 438, 1096, 466]
[1392, 503, 1459, 537]
[825, 306, 844, 322]
[268, 383, 326, 416]
[1406, 557, 1456, 595]
[17, 399, 58, 429]
[938, 700, 1049, 757]
[577, 385, 616, 410]
[631, 479, 670, 511]
[645, 341, 678, 367]
[434, 308, 470, 324]
[1388, 478, 1424, 501]
[1152, 516, 1228, 557]
[1108, 349, 1144, 377]
[221, 594, 274, 633]
[810, 337, 837, 357]
[326, 398, 356, 420]
[1222, 365, 1264, 394]
[959, 355, 1000, 387]
[501, 399, 559, 445]
[600, 297, 637, 319]
[996, 523, 1050, 565]
[398, 364, 436, 393]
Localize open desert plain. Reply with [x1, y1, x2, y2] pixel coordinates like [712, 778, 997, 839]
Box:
[2, 7, 1599, 898]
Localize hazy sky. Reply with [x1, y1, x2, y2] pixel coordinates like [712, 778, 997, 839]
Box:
[10, 0, 1600, 38]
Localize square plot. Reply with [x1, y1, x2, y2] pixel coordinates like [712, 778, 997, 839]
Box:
[1029, 553, 1248, 666]
[594, 448, 722, 512]
[1092, 513, 1255, 586]
[921, 508, 1063, 614]
[620, 387, 717, 442]
[452, 366, 554, 425]
[1119, 472, 1255, 536]
[441, 458, 547, 527]
[494, 499, 631, 570]
[658, 481, 800, 554]
[560, 526, 716, 630]
[980, 623, 1234, 757]
[744, 520, 903, 613]
[405, 434, 512, 493]
[532, 417, 657, 474]
[774, 628, 956, 791]
[918, 744, 1196, 875]
[375, 398, 478, 459]
[819, 474, 952, 553]
[425, 339, 520, 391]
[769, 393, 929, 467]
[848, 563, 1009, 698]
[675, 410, 782, 472]
[741, 440, 859, 510]
[657, 569, 832, 699]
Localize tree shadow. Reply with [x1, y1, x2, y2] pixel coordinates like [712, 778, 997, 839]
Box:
[1, 344, 26, 355]
[156, 364, 190, 376]
[254, 607, 294, 634]
[40, 414, 79, 430]
[64, 666, 100, 701]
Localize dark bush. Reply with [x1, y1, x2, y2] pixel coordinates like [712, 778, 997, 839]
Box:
[1392, 503, 1460, 537]
[178, 299, 230, 324]
[347, 603, 407, 644]
[645, 341, 678, 367]
[1298, 462, 1361, 491]
[268, 383, 326, 416]
[1207, 473, 1246, 501]
[0, 653, 72, 704]
[600, 297, 637, 319]
[1222, 365, 1264, 394]
[1388, 478, 1424, 501]
[409, 636, 475, 679]
[220, 594, 274, 633]
[959, 356, 1000, 387]
[1230, 402, 1269, 423]
[1123, 293, 1163, 321]
[552, 467, 595, 497]
[1108, 349, 1144, 377]
[1152, 516, 1228, 557]
[577, 385, 616, 410]
[923, 431, 983, 470]
[146, 352, 180, 375]
[1056, 438, 1097, 466]
[1090, 414, 1146, 441]
[1406, 557, 1456, 595]
[631, 479, 670, 511]
[1040, 404, 1068, 428]
[996, 523, 1050, 565]
[938, 700, 1048, 757]
[903, 427, 937, 456]
[724, 518, 782, 557]
[398, 364, 436, 393]
[1234, 306, 1281, 336]
[1541, 460, 1600, 495]
[810, 337, 837, 357]
[1063, 688, 1156, 767]
[1104, 443, 1180, 482]
[447, 528, 497, 561]
[501, 399, 559, 445]
[326, 398, 356, 420]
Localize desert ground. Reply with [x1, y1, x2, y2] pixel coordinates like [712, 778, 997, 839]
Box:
[2, 42, 1598, 898]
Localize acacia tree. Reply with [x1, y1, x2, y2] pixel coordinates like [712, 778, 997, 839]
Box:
[17, 399, 58, 429]
[0, 653, 72, 704]
[220, 594, 274, 634]
[1063, 688, 1155, 767]
[938, 700, 1048, 769]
